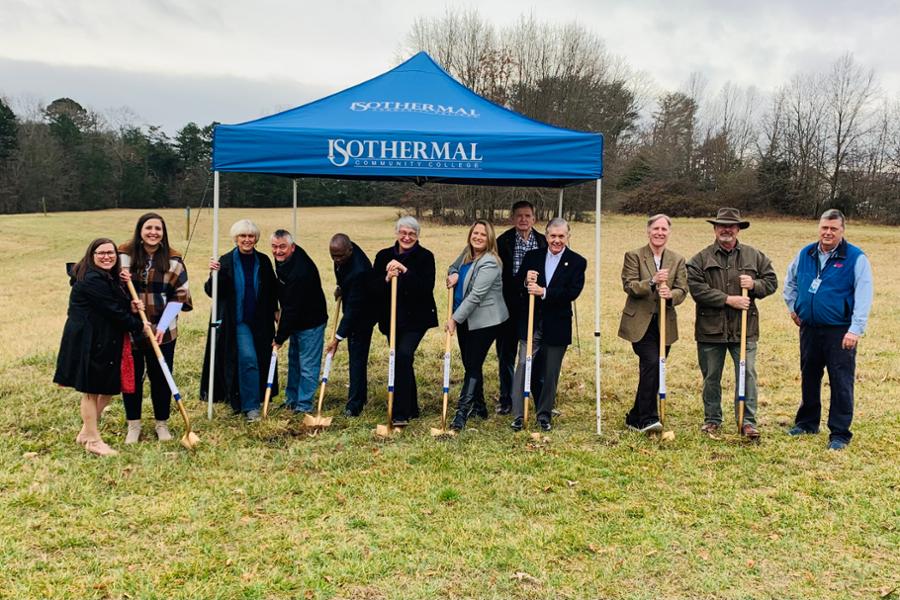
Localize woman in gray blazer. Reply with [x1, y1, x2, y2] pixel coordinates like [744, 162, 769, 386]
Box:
[446, 220, 509, 431]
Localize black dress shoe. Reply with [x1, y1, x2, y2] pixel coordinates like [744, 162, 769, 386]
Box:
[496, 404, 511, 415]
[343, 408, 357, 417]
[473, 405, 489, 419]
[510, 417, 523, 431]
[539, 420, 552, 432]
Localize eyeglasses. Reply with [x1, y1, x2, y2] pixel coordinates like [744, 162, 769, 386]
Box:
[397, 229, 418, 239]
[93, 251, 117, 257]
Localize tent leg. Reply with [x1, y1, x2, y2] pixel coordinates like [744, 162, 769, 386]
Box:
[292, 179, 298, 236]
[594, 179, 602, 436]
[557, 188, 564, 219]
[208, 171, 220, 420]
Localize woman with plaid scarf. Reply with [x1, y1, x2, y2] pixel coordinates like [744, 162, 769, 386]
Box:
[118, 213, 193, 443]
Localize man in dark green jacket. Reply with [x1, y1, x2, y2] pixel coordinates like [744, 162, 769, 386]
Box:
[687, 208, 778, 440]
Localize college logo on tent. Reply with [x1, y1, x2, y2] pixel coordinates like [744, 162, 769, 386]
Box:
[350, 101, 480, 118]
[327, 138, 483, 171]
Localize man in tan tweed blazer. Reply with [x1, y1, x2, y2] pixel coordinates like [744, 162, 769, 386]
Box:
[618, 214, 688, 434]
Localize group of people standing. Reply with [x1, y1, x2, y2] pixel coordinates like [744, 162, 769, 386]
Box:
[54, 201, 587, 455]
[54, 212, 193, 455]
[52, 203, 871, 456]
[618, 207, 873, 450]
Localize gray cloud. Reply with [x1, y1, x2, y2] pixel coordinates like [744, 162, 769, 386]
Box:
[0, 58, 330, 133]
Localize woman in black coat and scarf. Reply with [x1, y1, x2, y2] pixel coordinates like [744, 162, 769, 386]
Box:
[372, 216, 438, 426]
[200, 219, 278, 421]
[54, 238, 147, 456]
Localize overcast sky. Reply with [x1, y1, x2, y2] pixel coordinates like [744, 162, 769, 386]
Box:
[2, 0, 897, 133]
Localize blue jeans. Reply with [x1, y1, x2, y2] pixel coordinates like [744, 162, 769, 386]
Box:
[697, 341, 758, 426]
[236, 323, 261, 413]
[286, 323, 325, 412]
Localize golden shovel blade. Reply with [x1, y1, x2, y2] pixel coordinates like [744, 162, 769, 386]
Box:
[180, 431, 200, 450]
[302, 414, 334, 429]
[430, 427, 456, 438]
[374, 424, 400, 437]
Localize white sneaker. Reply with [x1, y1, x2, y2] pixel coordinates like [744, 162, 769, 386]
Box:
[155, 420, 173, 441]
[125, 420, 142, 444]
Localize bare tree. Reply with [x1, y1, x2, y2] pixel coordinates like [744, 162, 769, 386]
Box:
[823, 53, 877, 211]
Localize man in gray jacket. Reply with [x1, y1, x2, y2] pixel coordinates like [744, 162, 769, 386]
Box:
[686, 208, 777, 440]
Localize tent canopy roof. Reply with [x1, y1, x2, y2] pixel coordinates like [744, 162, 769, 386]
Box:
[212, 52, 603, 187]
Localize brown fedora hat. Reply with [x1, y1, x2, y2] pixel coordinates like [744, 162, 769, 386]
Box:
[707, 207, 750, 229]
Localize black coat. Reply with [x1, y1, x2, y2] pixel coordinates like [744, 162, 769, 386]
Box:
[513, 247, 586, 346]
[54, 268, 144, 395]
[497, 226, 547, 313]
[372, 242, 439, 336]
[200, 249, 279, 411]
[335, 242, 376, 338]
[273, 245, 327, 345]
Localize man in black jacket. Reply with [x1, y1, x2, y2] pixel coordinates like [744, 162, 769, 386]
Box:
[325, 234, 376, 417]
[271, 230, 328, 413]
[510, 218, 586, 432]
[494, 200, 547, 415]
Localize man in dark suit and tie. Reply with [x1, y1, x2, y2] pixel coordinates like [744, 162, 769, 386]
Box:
[510, 218, 587, 431]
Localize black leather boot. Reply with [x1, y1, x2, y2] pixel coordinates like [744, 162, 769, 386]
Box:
[451, 378, 478, 431]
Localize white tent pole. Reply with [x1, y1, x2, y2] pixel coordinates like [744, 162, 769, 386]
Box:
[594, 178, 602, 435]
[557, 188, 564, 218]
[292, 179, 298, 235]
[208, 171, 220, 420]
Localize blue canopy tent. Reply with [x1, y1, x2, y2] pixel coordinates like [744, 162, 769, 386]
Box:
[209, 51, 606, 433]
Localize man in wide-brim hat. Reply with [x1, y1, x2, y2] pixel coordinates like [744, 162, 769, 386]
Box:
[686, 207, 778, 440]
[706, 207, 750, 230]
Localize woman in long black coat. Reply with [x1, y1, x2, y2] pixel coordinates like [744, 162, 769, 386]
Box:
[54, 238, 147, 456]
[200, 219, 278, 420]
[372, 216, 438, 425]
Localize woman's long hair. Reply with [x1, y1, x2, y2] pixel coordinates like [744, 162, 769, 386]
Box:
[120, 212, 176, 276]
[72, 238, 122, 281]
[462, 219, 501, 266]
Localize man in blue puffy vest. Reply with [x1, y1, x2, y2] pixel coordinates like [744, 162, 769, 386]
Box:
[783, 209, 873, 450]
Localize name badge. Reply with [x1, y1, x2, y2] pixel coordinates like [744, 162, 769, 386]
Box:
[808, 277, 822, 294]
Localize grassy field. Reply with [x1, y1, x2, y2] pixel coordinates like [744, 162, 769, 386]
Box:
[0, 206, 897, 599]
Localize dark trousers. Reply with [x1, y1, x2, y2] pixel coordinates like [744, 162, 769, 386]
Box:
[796, 325, 856, 442]
[533, 343, 566, 423]
[345, 326, 373, 414]
[388, 329, 426, 421]
[457, 322, 500, 411]
[123, 339, 175, 421]
[495, 317, 518, 409]
[626, 315, 669, 428]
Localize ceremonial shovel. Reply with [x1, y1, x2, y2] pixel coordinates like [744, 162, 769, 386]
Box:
[125, 280, 200, 450]
[737, 287, 748, 435]
[375, 277, 399, 438]
[431, 286, 456, 438]
[658, 293, 675, 442]
[304, 298, 342, 430]
[261, 349, 277, 418]
[522, 294, 541, 440]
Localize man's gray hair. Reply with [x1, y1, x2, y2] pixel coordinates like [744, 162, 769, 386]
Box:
[647, 214, 672, 228]
[820, 209, 845, 226]
[270, 229, 294, 245]
[546, 217, 570, 233]
[395, 216, 421, 235]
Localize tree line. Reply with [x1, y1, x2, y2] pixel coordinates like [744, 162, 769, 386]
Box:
[1, 11, 898, 223]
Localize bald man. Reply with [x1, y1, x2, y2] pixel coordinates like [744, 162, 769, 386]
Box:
[325, 234, 376, 416]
